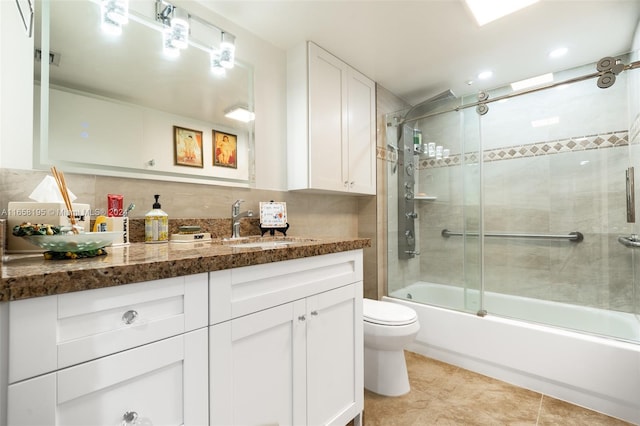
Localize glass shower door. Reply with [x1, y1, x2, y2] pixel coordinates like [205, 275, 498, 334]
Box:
[478, 57, 639, 343]
[386, 93, 483, 315]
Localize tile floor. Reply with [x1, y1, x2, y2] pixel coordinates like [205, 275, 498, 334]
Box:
[363, 351, 634, 426]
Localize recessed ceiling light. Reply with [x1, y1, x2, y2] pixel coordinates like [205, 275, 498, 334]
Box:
[464, 0, 540, 26]
[477, 70, 493, 80]
[549, 47, 568, 58]
[510, 73, 554, 91]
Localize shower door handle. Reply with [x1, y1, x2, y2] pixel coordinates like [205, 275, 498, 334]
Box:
[617, 235, 640, 248]
[626, 167, 635, 223]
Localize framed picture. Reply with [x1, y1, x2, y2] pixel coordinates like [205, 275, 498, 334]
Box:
[213, 130, 238, 169]
[174, 126, 203, 168]
[259, 202, 287, 228]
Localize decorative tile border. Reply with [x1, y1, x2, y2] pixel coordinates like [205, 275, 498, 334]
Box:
[378, 130, 629, 169]
[482, 130, 628, 164]
[376, 146, 397, 163]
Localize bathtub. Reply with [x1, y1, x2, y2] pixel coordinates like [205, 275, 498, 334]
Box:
[385, 282, 640, 424]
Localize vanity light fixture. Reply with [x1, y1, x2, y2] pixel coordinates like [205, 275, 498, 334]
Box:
[162, 29, 181, 58]
[169, 7, 189, 49]
[108, 0, 237, 73]
[210, 49, 226, 76]
[100, 0, 128, 35]
[156, 1, 189, 50]
[225, 106, 255, 123]
[220, 32, 236, 69]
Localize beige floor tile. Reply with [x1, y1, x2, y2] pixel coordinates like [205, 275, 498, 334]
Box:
[537, 396, 633, 426]
[364, 351, 633, 426]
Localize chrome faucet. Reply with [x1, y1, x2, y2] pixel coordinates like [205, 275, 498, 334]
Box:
[231, 199, 253, 239]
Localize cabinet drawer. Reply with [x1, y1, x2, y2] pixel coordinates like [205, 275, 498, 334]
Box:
[8, 329, 208, 426]
[210, 250, 362, 324]
[9, 274, 208, 383]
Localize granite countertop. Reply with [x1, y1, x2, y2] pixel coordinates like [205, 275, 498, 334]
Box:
[0, 236, 371, 302]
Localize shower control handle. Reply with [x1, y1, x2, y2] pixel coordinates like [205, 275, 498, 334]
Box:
[405, 230, 415, 245]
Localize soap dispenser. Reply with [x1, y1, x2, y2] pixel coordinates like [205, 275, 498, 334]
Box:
[145, 194, 168, 243]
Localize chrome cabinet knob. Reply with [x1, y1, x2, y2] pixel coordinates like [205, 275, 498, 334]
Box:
[122, 310, 139, 325]
[122, 411, 138, 425]
[298, 315, 306, 321]
[310, 310, 318, 316]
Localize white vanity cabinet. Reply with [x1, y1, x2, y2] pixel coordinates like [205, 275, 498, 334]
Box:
[209, 250, 364, 426]
[288, 41, 376, 195]
[5, 274, 209, 426]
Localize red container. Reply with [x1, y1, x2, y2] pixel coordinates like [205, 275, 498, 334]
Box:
[107, 194, 124, 217]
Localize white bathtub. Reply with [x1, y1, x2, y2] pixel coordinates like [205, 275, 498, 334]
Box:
[385, 282, 640, 424]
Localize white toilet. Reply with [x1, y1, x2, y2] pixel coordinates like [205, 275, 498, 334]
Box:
[363, 298, 420, 396]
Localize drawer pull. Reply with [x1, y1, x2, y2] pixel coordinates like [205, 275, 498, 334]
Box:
[122, 310, 139, 325]
[298, 315, 306, 321]
[122, 410, 138, 425]
[310, 310, 319, 316]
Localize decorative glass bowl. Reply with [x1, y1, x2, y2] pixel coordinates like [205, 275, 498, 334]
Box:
[22, 232, 123, 252]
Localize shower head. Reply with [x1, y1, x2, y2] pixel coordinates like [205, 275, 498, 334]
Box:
[402, 89, 457, 124]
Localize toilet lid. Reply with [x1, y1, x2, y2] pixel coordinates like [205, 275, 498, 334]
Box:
[363, 298, 417, 326]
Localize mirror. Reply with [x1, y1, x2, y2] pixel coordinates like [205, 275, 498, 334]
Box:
[34, 0, 255, 186]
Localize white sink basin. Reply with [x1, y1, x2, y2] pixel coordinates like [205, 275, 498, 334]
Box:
[229, 241, 293, 249]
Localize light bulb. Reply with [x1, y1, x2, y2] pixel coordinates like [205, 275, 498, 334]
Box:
[170, 7, 189, 49]
[103, 0, 128, 25]
[101, 14, 122, 36]
[210, 50, 226, 76]
[220, 32, 235, 69]
[162, 29, 180, 58]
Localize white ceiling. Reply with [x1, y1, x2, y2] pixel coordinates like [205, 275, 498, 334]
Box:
[200, 0, 640, 106]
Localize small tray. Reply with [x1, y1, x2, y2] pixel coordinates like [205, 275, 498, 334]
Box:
[22, 232, 123, 252]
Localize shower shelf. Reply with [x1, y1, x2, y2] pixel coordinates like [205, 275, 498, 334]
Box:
[414, 195, 437, 201]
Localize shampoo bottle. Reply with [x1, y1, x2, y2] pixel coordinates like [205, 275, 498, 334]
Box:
[145, 194, 168, 243]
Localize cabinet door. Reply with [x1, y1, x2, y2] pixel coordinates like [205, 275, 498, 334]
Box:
[7, 329, 208, 426]
[0, 0, 34, 169]
[306, 282, 363, 426]
[347, 69, 376, 195]
[308, 42, 349, 192]
[210, 300, 307, 426]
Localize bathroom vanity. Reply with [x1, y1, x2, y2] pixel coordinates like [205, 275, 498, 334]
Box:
[0, 237, 368, 426]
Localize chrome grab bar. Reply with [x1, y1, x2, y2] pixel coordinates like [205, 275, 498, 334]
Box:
[441, 229, 584, 242]
[617, 235, 640, 248]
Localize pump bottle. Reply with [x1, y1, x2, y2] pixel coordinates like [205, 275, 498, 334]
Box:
[145, 194, 168, 243]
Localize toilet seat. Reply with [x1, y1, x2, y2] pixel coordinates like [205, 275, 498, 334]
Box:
[363, 298, 417, 326]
